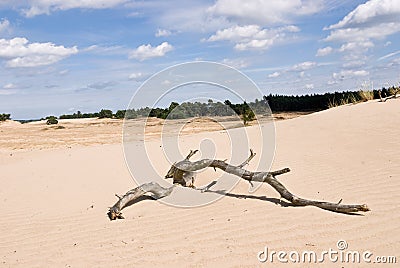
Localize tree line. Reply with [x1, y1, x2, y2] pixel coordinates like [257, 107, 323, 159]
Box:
[2, 87, 398, 124]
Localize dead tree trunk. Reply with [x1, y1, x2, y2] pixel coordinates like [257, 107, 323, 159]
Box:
[379, 89, 399, 102]
[108, 150, 370, 220]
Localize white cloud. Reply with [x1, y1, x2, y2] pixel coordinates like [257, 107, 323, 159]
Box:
[3, 83, 16, 89]
[0, 82, 17, 95]
[221, 58, 249, 69]
[339, 41, 374, 53]
[325, 22, 400, 43]
[82, 44, 127, 55]
[207, 24, 300, 51]
[305, 83, 314, 89]
[332, 69, 369, 81]
[323, 0, 400, 71]
[128, 72, 145, 81]
[129, 42, 173, 61]
[155, 29, 172, 37]
[325, 0, 400, 44]
[316, 46, 333, 56]
[268, 71, 281, 78]
[19, 0, 128, 17]
[0, 18, 10, 33]
[290, 61, 317, 71]
[327, 0, 400, 30]
[209, 0, 324, 25]
[342, 60, 365, 68]
[59, 69, 69, 75]
[146, 3, 230, 33]
[378, 50, 400, 61]
[0, 37, 78, 67]
[266, 61, 316, 78]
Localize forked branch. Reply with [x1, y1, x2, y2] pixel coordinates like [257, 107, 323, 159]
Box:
[108, 150, 370, 220]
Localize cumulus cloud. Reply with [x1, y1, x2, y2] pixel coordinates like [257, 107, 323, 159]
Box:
[316, 46, 333, 56]
[322, 0, 400, 68]
[209, 0, 323, 25]
[332, 69, 369, 81]
[129, 42, 173, 61]
[325, 0, 400, 44]
[326, 0, 400, 30]
[290, 61, 317, 71]
[128, 72, 146, 81]
[207, 24, 300, 50]
[0, 37, 78, 67]
[338, 41, 374, 53]
[325, 22, 400, 43]
[268, 71, 281, 78]
[17, 0, 128, 17]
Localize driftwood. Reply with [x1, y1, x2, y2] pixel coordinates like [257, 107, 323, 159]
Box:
[108, 150, 370, 220]
[378, 89, 399, 102]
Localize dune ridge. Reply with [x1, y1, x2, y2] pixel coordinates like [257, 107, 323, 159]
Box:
[0, 99, 399, 267]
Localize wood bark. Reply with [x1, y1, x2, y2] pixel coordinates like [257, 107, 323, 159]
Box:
[378, 89, 399, 102]
[108, 150, 370, 220]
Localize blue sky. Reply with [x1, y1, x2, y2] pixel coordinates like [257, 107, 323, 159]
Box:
[0, 0, 399, 119]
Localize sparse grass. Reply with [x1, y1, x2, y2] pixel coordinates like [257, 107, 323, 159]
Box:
[327, 97, 339, 108]
[358, 90, 374, 102]
[348, 93, 358, 104]
[328, 93, 361, 108]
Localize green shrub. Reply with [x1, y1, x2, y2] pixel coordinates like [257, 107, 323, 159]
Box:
[46, 116, 58, 125]
[242, 108, 255, 125]
[0, 113, 11, 121]
[114, 110, 126, 119]
[98, 109, 113, 118]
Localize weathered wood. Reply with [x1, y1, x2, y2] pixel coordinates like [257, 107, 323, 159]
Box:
[379, 89, 399, 102]
[108, 182, 174, 220]
[108, 150, 369, 220]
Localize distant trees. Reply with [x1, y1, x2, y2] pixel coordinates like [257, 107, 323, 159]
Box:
[262, 89, 383, 112]
[46, 116, 58, 125]
[98, 109, 113, 119]
[0, 113, 11, 121]
[59, 111, 99, 119]
[114, 110, 126, 119]
[50, 87, 391, 123]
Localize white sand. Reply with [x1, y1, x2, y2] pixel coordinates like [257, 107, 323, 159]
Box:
[0, 99, 399, 267]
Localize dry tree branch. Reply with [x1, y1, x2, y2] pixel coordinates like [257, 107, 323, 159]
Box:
[108, 182, 173, 220]
[108, 150, 370, 220]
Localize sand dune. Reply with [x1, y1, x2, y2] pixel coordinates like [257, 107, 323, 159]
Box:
[0, 99, 399, 267]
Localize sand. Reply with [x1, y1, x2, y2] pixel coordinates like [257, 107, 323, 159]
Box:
[0, 100, 399, 267]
